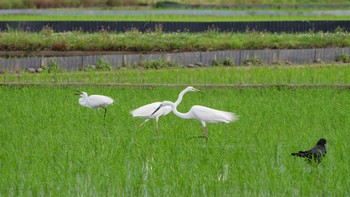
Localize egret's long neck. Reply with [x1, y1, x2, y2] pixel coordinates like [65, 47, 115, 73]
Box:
[168, 102, 192, 119]
[174, 89, 188, 106]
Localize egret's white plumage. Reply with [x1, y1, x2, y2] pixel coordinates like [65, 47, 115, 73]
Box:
[152, 101, 238, 140]
[131, 86, 200, 129]
[77, 91, 114, 118]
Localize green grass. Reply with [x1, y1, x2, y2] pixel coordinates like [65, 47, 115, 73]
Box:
[1, 14, 349, 22]
[0, 85, 349, 196]
[1, 30, 349, 52]
[2, 64, 350, 85]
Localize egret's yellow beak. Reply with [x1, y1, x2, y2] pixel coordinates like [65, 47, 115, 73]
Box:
[194, 88, 204, 93]
[74, 90, 82, 95]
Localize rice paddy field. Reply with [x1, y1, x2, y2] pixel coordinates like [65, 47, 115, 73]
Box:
[1, 65, 350, 196]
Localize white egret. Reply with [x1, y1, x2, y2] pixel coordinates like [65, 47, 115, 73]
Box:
[76, 90, 114, 118]
[151, 101, 238, 140]
[131, 86, 200, 130]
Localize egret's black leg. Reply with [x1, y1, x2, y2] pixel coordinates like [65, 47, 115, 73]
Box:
[203, 127, 208, 142]
[102, 107, 107, 119]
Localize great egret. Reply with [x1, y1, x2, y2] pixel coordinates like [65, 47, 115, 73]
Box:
[131, 86, 200, 130]
[76, 90, 114, 118]
[151, 101, 238, 140]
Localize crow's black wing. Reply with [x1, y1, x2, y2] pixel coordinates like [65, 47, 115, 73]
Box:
[291, 145, 326, 163]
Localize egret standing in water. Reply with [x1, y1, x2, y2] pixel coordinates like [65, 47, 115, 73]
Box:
[76, 90, 114, 119]
[151, 101, 238, 140]
[131, 86, 200, 130]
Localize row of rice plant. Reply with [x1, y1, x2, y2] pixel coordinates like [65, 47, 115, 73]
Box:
[1, 64, 350, 85]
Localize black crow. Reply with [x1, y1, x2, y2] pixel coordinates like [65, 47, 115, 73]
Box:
[291, 138, 327, 164]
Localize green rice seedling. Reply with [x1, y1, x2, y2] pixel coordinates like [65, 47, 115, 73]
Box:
[0, 86, 349, 196]
[1, 64, 350, 85]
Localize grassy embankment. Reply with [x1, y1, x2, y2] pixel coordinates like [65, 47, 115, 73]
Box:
[0, 30, 349, 52]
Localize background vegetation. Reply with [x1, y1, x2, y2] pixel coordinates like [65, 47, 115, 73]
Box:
[0, 0, 349, 8]
[1, 14, 349, 22]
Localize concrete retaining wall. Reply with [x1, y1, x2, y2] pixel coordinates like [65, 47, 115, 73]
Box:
[0, 47, 349, 72]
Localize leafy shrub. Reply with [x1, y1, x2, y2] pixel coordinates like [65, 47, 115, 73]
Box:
[51, 41, 68, 51]
[79, 65, 96, 72]
[40, 26, 54, 36]
[96, 58, 112, 71]
[137, 58, 177, 69]
[212, 57, 235, 67]
[48, 60, 63, 73]
[0, 0, 24, 9]
[243, 56, 264, 66]
[154, 1, 181, 8]
[336, 54, 350, 63]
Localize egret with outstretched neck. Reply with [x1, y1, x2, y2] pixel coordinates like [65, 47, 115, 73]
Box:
[76, 90, 114, 119]
[131, 86, 200, 130]
[152, 101, 238, 140]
